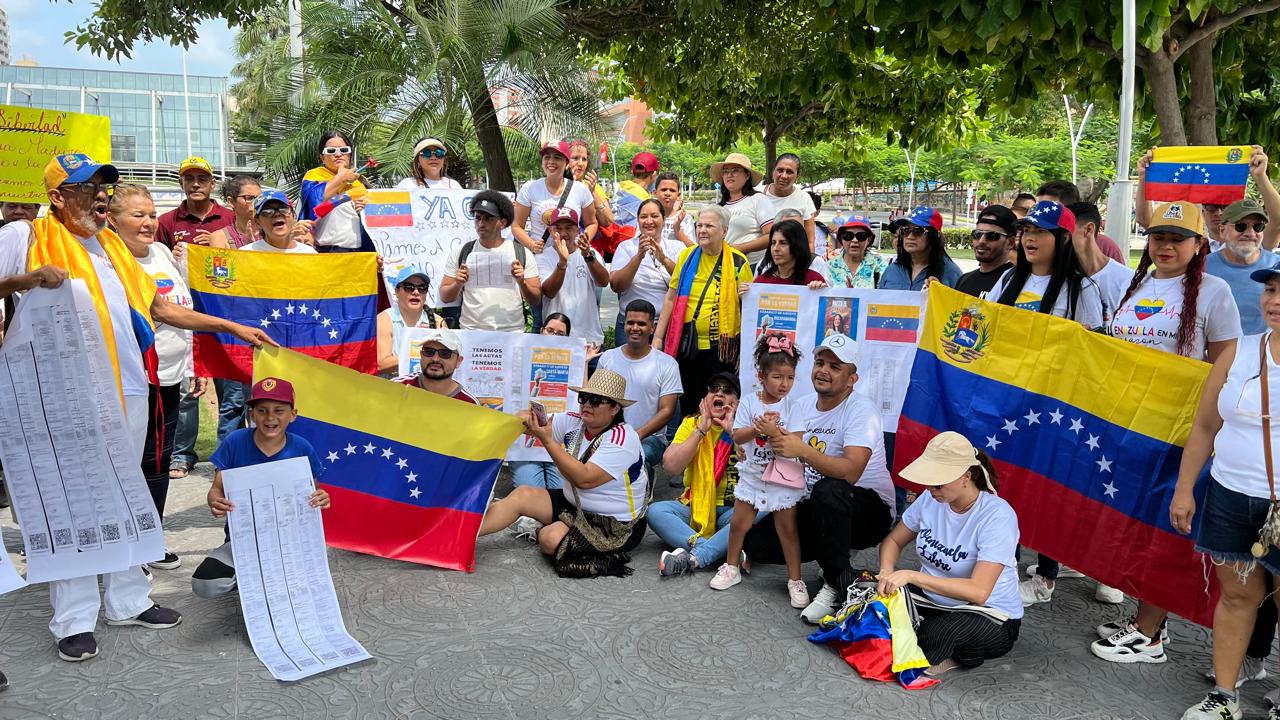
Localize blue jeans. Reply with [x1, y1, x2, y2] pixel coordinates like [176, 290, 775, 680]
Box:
[170, 383, 199, 468]
[641, 433, 667, 478]
[647, 501, 735, 568]
[509, 460, 564, 490]
[613, 312, 625, 347]
[215, 379, 247, 446]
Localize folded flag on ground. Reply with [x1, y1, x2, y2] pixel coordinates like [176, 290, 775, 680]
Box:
[808, 584, 937, 690]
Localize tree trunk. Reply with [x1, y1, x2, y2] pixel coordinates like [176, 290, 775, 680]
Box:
[1186, 34, 1219, 145]
[465, 83, 515, 191]
[763, 117, 778, 182]
[1145, 49, 1188, 146]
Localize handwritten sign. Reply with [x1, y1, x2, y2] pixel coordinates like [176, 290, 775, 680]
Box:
[0, 105, 111, 203]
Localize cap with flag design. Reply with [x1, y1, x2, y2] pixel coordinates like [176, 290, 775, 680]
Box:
[1019, 200, 1076, 234]
[253, 189, 292, 215]
[839, 215, 874, 232]
[903, 206, 943, 232]
[43, 153, 119, 192]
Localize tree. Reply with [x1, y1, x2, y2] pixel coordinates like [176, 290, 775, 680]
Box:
[62, 0, 273, 60]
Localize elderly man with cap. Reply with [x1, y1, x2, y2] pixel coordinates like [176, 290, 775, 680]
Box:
[243, 190, 316, 254]
[0, 153, 274, 662]
[955, 205, 1017, 297]
[542, 206, 608, 345]
[743, 333, 895, 624]
[441, 189, 541, 332]
[1207, 198, 1280, 335]
[377, 266, 446, 375]
[397, 328, 476, 404]
[156, 155, 231, 250]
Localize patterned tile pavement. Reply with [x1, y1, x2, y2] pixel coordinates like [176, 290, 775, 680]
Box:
[0, 465, 1268, 719]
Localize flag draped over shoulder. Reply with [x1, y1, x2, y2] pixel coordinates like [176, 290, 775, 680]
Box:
[1146, 145, 1253, 205]
[895, 285, 1215, 625]
[188, 245, 377, 383]
[254, 346, 523, 572]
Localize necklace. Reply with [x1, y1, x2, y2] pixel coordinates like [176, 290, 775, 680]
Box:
[951, 492, 980, 514]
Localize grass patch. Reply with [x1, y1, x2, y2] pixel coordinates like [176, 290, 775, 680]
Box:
[194, 398, 219, 463]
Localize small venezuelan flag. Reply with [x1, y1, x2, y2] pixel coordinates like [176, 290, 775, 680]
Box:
[363, 190, 414, 228]
[254, 347, 524, 572]
[188, 245, 378, 383]
[1146, 145, 1253, 205]
[865, 303, 920, 343]
[896, 285, 1216, 625]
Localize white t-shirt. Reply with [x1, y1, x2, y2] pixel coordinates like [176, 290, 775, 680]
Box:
[722, 194, 775, 264]
[1109, 273, 1241, 359]
[1092, 258, 1133, 325]
[597, 346, 682, 433]
[551, 412, 648, 521]
[733, 392, 802, 485]
[609, 235, 686, 313]
[136, 243, 193, 386]
[901, 492, 1023, 620]
[394, 176, 462, 190]
[444, 240, 537, 333]
[793, 391, 895, 514]
[242, 239, 317, 254]
[661, 213, 695, 247]
[515, 178, 595, 277]
[987, 270, 1106, 330]
[544, 251, 604, 344]
[763, 186, 817, 223]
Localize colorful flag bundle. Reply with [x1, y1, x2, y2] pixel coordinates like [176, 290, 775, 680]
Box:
[188, 245, 378, 383]
[253, 346, 524, 572]
[895, 285, 1215, 625]
[1146, 145, 1253, 205]
[807, 587, 937, 690]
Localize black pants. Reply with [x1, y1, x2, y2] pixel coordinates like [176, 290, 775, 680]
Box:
[1249, 574, 1278, 658]
[677, 345, 733, 417]
[916, 607, 1020, 667]
[141, 382, 181, 518]
[743, 478, 893, 590]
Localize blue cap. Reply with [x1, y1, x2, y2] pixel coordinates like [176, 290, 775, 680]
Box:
[1250, 261, 1280, 284]
[43, 153, 118, 191]
[904, 206, 942, 231]
[1019, 200, 1076, 233]
[253, 189, 291, 215]
[393, 266, 430, 287]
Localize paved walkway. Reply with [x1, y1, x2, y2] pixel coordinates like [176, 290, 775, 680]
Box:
[0, 466, 1269, 719]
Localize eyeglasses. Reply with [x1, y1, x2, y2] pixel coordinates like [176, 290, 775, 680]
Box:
[420, 347, 455, 359]
[235, 194, 261, 203]
[420, 147, 447, 159]
[578, 393, 617, 407]
[257, 206, 291, 218]
[542, 327, 567, 336]
[971, 230, 1008, 242]
[398, 282, 429, 294]
[62, 181, 114, 195]
[322, 146, 353, 156]
[1235, 221, 1267, 233]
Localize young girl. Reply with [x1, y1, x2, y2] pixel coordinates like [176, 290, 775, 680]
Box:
[709, 332, 808, 608]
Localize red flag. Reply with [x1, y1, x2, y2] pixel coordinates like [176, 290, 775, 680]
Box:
[599, 142, 609, 165]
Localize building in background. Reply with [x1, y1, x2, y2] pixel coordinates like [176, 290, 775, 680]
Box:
[602, 97, 652, 145]
[0, 8, 11, 65]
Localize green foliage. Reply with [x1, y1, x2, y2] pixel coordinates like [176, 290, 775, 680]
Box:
[61, 0, 273, 60]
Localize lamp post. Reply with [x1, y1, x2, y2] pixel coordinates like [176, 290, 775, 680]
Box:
[1104, 0, 1137, 250]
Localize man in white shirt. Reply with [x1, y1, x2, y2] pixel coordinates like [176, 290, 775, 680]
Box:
[440, 190, 541, 332]
[743, 333, 894, 624]
[597, 299, 682, 478]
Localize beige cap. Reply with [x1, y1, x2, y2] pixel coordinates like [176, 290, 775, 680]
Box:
[899, 432, 980, 487]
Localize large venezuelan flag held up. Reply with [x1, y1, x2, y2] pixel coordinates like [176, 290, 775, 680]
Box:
[1146, 145, 1253, 205]
[895, 285, 1215, 625]
[188, 245, 378, 383]
[254, 347, 523, 572]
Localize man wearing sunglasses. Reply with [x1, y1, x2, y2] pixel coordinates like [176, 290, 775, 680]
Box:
[1208, 198, 1279, 335]
[156, 156, 231, 250]
[397, 329, 476, 404]
[955, 205, 1017, 297]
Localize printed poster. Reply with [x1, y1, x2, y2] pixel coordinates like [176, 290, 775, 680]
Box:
[0, 105, 111, 203]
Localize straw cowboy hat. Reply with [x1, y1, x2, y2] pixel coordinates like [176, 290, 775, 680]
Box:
[710, 152, 764, 186]
[569, 369, 635, 407]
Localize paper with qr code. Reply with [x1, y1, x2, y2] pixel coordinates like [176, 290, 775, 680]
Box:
[0, 282, 163, 583]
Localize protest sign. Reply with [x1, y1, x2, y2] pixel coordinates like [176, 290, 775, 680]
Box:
[0, 105, 111, 203]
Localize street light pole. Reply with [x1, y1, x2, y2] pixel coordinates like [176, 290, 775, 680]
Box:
[1104, 0, 1137, 251]
[1063, 95, 1094, 185]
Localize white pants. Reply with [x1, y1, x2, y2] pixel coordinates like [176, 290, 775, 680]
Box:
[48, 393, 155, 639]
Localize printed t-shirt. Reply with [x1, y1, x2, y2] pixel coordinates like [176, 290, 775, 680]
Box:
[661, 213, 695, 247]
[544, 250, 604, 344]
[793, 391, 895, 515]
[987, 270, 1106, 330]
[597, 347, 682, 432]
[733, 392, 802, 485]
[1092, 258, 1134, 325]
[551, 412, 647, 521]
[1109, 273, 1241, 359]
[668, 245, 754, 350]
[515, 178, 595, 278]
[211, 427, 324, 476]
[137, 243, 193, 386]
[444, 240, 537, 333]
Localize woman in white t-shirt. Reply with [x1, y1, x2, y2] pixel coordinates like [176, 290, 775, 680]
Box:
[878, 432, 1021, 678]
[610, 199, 684, 341]
[710, 152, 773, 265]
[989, 200, 1105, 330]
[394, 137, 463, 190]
[478, 370, 649, 577]
[1090, 202, 1242, 668]
[762, 153, 817, 247]
[654, 171, 694, 247]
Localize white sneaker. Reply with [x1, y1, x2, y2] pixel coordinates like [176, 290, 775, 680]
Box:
[1096, 615, 1170, 645]
[1019, 575, 1054, 606]
[1205, 656, 1268, 688]
[1026, 563, 1084, 579]
[1095, 583, 1125, 604]
[1181, 691, 1241, 720]
[708, 563, 742, 590]
[510, 516, 542, 543]
[801, 582, 839, 625]
[1090, 624, 1167, 664]
[787, 579, 809, 609]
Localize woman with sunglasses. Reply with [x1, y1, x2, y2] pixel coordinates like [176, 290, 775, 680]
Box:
[300, 131, 367, 221]
[826, 216, 888, 289]
[877, 206, 963, 290]
[207, 176, 262, 249]
[376, 267, 447, 376]
[396, 138, 462, 190]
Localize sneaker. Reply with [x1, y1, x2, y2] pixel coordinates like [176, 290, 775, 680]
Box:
[1095, 583, 1125, 604]
[1205, 656, 1267, 688]
[801, 582, 839, 625]
[708, 563, 742, 590]
[105, 604, 182, 629]
[147, 552, 181, 571]
[787, 579, 809, 609]
[57, 632, 98, 662]
[142, 565, 153, 582]
[1090, 624, 1167, 664]
[510, 516, 542, 543]
[1265, 687, 1280, 719]
[659, 548, 695, 577]
[1180, 691, 1241, 720]
[0, 668, 7, 692]
[1020, 575, 1054, 605]
[1026, 563, 1084, 579]
[1096, 615, 1170, 645]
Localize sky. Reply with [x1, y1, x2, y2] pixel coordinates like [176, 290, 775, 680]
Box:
[5, 0, 238, 78]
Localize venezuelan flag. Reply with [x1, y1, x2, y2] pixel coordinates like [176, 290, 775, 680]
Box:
[808, 590, 936, 690]
[1147, 145, 1253, 205]
[896, 285, 1216, 625]
[364, 190, 414, 228]
[188, 245, 378, 383]
[865, 302, 920, 343]
[254, 346, 523, 572]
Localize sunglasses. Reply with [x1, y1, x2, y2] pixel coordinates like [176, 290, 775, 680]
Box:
[971, 230, 1008, 242]
[578, 393, 617, 408]
[258, 206, 290, 218]
[840, 231, 873, 243]
[707, 383, 736, 395]
[420, 147, 447, 159]
[420, 347, 455, 359]
[398, 282, 429, 293]
[1235, 221, 1267, 233]
[902, 226, 928, 238]
[322, 146, 353, 156]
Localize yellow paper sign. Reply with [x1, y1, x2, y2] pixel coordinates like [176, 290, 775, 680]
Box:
[0, 105, 111, 203]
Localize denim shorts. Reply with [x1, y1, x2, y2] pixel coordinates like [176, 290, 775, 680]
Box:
[1196, 479, 1280, 576]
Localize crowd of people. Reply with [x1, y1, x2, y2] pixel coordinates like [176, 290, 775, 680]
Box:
[0, 135, 1279, 719]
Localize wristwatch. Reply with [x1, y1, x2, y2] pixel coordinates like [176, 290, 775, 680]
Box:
[584, 251, 597, 263]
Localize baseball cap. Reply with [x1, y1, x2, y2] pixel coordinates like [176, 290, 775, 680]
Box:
[43, 153, 119, 192]
[253, 189, 291, 215]
[706, 371, 741, 397]
[815, 333, 859, 365]
[178, 156, 213, 175]
[1019, 200, 1076, 234]
[898, 432, 982, 487]
[1146, 201, 1204, 238]
[469, 190, 513, 224]
[903, 206, 943, 232]
[1222, 198, 1269, 224]
[418, 328, 461, 353]
[413, 138, 446, 155]
[539, 140, 571, 161]
[631, 151, 660, 173]
[838, 215, 873, 233]
[975, 204, 1017, 236]
[393, 266, 430, 287]
[543, 207, 580, 226]
[249, 377, 296, 406]
[1250, 260, 1280, 284]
